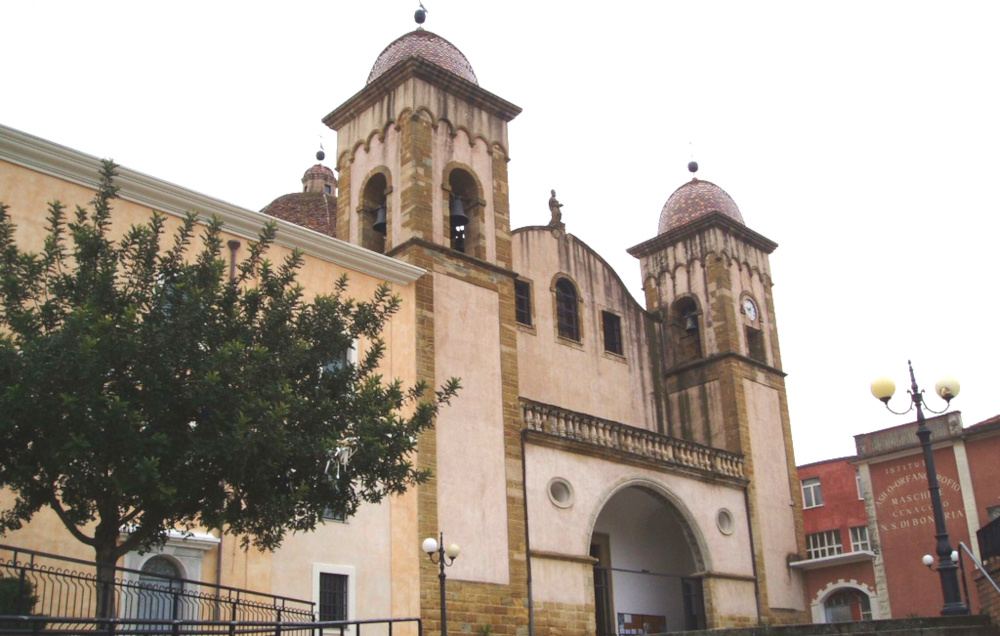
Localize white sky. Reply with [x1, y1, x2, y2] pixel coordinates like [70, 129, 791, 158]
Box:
[3, 1, 998, 466]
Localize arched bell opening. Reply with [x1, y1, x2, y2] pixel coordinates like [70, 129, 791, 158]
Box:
[359, 172, 388, 254]
[669, 296, 702, 366]
[445, 168, 483, 258]
[590, 486, 706, 635]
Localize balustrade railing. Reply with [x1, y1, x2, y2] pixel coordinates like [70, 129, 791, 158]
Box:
[520, 399, 745, 479]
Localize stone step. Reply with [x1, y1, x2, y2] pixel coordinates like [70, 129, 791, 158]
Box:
[662, 615, 998, 636]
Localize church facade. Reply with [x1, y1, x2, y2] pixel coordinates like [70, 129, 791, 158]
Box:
[0, 18, 808, 635]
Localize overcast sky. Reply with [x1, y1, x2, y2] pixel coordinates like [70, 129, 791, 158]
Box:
[3, 1, 998, 465]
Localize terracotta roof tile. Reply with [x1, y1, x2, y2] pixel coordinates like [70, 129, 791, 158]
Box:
[261, 193, 337, 238]
[658, 178, 744, 234]
[367, 29, 477, 85]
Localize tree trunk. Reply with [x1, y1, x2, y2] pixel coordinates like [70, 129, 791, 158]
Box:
[94, 543, 119, 620]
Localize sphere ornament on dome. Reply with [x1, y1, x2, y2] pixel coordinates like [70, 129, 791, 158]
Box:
[657, 173, 744, 234]
[367, 28, 478, 85]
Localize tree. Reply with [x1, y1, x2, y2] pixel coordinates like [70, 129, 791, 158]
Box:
[0, 161, 458, 614]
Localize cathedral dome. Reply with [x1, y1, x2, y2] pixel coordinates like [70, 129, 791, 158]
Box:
[260, 164, 338, 238]
[657, 178, 744, 234]
[367, 29, 478, 85]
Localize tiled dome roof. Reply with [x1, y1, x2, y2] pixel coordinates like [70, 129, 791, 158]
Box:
[367, 29, 478, 85]
[303, 164, 335, 180]
[261, 193, 337, 238]
[658, 179, 744, 234]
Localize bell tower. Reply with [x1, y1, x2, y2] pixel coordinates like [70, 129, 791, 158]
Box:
[322, 11, 528, 634]
[628, 163, 807, 623]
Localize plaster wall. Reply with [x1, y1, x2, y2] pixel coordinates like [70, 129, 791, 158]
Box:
[668, 380, 725, 447]
[524, 443, 754, 618]
[433, 273, 509, 585]
[744, 380, 804, 610]
[512, 228, 660, 430]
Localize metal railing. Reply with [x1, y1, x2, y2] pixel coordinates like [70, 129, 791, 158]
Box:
[0, 615, 422, 636]
[0, 544, 314, 630]
[521, 399, 746, 479]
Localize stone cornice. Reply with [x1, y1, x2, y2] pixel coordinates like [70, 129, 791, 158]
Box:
[323, 57, 522, 131]
[666, 351, 788, 379]
[0, 124, 425, 286]
[627, 212, 778, 259]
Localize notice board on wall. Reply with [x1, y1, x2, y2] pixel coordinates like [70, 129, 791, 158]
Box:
[617, 613, 667, 635]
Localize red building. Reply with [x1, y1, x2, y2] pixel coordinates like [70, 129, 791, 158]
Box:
[793, 412, 1000, 623]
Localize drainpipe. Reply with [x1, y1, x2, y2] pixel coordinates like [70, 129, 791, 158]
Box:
[743, 486, 763, 623]
[521, 429, 535, 636]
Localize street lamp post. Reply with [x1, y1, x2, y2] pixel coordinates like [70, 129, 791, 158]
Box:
[423, 533, 460, 636]
[870, 360, 966, 615]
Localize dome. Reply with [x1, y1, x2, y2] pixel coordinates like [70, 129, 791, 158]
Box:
[261, 192, 337, 239]
[303, 164, 335, 180]
[367, 29, 478, 85]
[657, 178, 744, 234]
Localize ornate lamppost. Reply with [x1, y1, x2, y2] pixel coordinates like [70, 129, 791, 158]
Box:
[870, 361, 966, 615]
[423, 533, 460, 636]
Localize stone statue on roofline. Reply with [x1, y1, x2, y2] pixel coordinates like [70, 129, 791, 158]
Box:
[548, 189, 564, 228]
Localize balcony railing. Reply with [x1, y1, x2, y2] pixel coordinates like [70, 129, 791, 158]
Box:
[0, 544, 314, 633]
[520, 399, 745, 480]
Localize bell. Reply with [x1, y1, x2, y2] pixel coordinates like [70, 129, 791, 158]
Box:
[684, 314, 698, 334]
[449, 195, 469, 227]
[372, 205, 387, 234]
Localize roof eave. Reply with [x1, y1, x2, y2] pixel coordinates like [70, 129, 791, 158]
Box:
[323, 57, 522, 131]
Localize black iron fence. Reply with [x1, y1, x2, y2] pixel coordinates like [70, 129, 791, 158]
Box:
[979, 516, 1000, 561]
[0, 616, 422, 636]
[0, 544, 315, 632]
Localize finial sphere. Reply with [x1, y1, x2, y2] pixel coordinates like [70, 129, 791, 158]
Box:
[316, 150, 326, 161]
[415, 8, 426, 23]
[688, 161, 699, 173]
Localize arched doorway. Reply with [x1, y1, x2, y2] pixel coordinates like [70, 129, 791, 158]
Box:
[823, 588, 872, 623]
[590, 485, 706, 635]
[137, 555, 184, 626]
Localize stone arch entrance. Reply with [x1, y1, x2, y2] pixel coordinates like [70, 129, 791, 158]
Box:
[590, 483, 707, 635]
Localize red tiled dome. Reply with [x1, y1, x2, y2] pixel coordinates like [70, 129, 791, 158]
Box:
[261, 193, 337, 239]
[303, 164, 335, 180]
[367, 29, 478, 85]
[658, 179, 744, 234]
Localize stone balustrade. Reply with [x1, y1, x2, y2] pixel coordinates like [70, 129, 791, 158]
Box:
[521, 399, 745, 480]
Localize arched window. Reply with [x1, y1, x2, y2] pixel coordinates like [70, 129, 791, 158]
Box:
[359, 173, 388, 254]
[555, 278, 580, 341]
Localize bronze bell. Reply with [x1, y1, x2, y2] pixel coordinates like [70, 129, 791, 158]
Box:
[449, 195, 469, 227]
[372, 204, 387, 234]
[684, 314, 698, 334]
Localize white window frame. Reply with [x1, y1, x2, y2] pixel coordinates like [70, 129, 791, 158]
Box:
[850, 525, 871, 552]
[856, 469, 864, 500]
[802, 477, 823, 509]
[313, 563, 356, 633]
[806, 529, 843, 559]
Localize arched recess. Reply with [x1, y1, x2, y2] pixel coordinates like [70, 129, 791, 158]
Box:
[443, 162, 487, 258]
[588, 480, 709, 635]
[136, 555, 184, 624]
[358, 168, 392, 254]
[811, 580, 879, 623]
[669, 295, 702, 366]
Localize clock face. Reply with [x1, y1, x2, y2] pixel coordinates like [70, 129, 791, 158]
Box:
[743, 298, 758, 321]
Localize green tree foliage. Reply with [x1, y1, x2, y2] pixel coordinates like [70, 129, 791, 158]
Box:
[0, 160, 458, 580]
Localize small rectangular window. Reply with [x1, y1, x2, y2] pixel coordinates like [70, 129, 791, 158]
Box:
[850, 526, 870, 552]
[515, 279, 532, 326]
[602, 311, 623, 356]
[746, 326, 766, 363]
[806, 530, 843, 559]
[802, 477, 823, 509]
[856, 469, 864, 500]
[988, 506, 1000, 521]
[319, 573, 348, 622]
